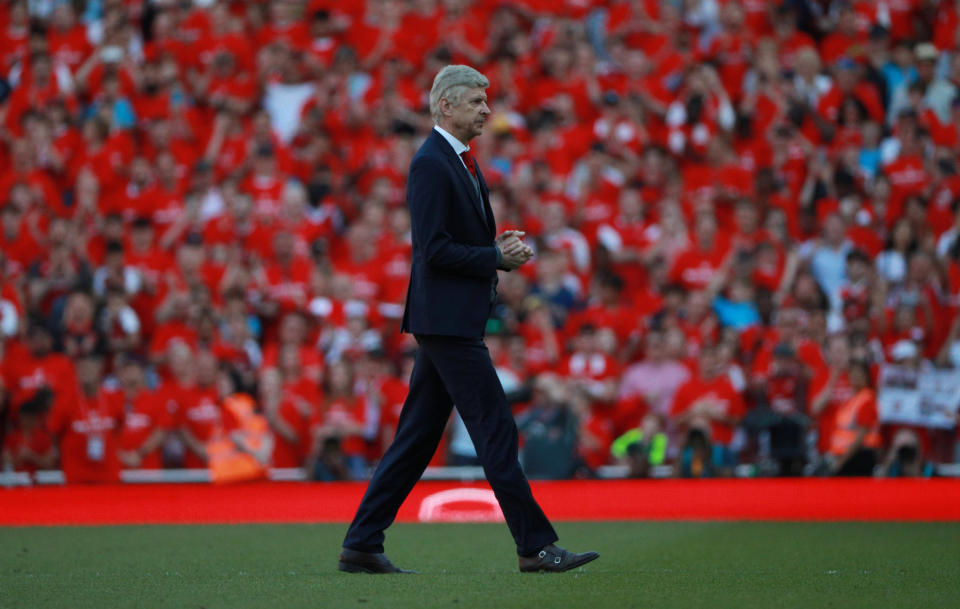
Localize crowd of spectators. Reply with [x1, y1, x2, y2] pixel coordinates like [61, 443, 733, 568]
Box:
[2, 0, 960, 483]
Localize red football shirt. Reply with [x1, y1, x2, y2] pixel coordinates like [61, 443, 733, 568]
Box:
[176, 385, 222, 468]
[48, 388, 125, 484]
[310, 396, 368, 457]
[270, 394, 315, 469]
[670, 375, 746, 445]
[118, 389, 172, 469]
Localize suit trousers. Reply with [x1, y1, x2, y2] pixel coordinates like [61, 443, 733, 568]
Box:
[342, 334, 558, 556]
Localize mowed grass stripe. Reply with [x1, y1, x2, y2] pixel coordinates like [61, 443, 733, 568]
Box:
[1, 522, 958, 609]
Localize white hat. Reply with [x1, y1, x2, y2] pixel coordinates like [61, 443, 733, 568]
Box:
[890, 339, 918, 361]
[915, 43, 938, 62]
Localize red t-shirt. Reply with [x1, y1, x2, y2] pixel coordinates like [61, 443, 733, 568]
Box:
[741, 0, 773, 37]
[560, 351, 621, 404]
[1, 421, 54, 474]
[751, 337, 828, 382]
[0, 169, 62, 216]
[776, 31, 818, 69]
[670, 375, 746, 445]
[118, 389, 172, 469]
[270, 394, 315, 469]
[260, 344, 324, 383]
[263, 258, 314, 313]
[884, 154, 930, 226]
[376, 245, 412, 305]
[5, 351, 79, 419]
[311, 396, 368, 457]
[579, 411, 615, 470]
[255, 20, 310, 52]
[566, 302, 639, 346]
[668, 244, 729, 291]
[333, 256, 384, 303]
[149, 320, 199, 361]
[934, 5, 960, 49]
[700, 30, 752, 101]
[596, 217, 659, 291]
[0, 22, 29, 72]
[126, 245, 173, 301]
[927, 176, 960, 238]
[885, 0, 920, 41]
[393, 9, 442, 70]
[242, 173, 287, 218]
[176, 385, 222, 468]
[819, 32, 867, 65]
[140, 184, 186, 229]
[48, 388, 125, 484]
[196, 32, 256, 74]
[376, 376, 410, 437]
[816, 82, 884, 125]
[0, 223, 42, 273]
[155, 379, 189, 420]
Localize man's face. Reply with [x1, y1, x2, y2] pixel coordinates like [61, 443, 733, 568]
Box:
[735, 203, 756, 232]
[824, 215, 845, 244]
[28, 330, 52, 357]
[2, 206, 22, 235]
[77, 357, 103, 387]
[827, 337, 850, 367]
[699, 348, 720, 378]
[446, 87, 490, 142]
[772, 354, 797, 377]
[32, 57, 51, 83]
[132, 226, 153, 249]
[644, 333, 664, 361]
[838, 9, 856, 34]
[694, 215, 716, 247]
[847, 259, 867, 282]
[196, 352, 218, 386]
[120, 363, 143, 390]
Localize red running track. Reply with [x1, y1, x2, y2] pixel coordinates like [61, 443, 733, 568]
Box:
[2, 479, 959, 526]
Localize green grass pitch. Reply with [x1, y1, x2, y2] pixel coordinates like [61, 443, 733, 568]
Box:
[2, 522, 959, 609]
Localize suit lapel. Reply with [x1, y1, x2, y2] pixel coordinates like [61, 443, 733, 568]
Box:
[475, 165, 496, 238]
[432, 131, 489, 230]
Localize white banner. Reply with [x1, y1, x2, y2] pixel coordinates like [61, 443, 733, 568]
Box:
[877, 365, 960, 429]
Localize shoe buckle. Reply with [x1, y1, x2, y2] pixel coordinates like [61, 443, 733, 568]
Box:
[538, 550, 547, 559]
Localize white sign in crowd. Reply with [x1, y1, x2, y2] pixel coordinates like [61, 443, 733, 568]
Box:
[877, 365, 960, 429]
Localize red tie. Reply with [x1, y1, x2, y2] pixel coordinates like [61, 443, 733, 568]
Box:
[460, 150, 478, 179]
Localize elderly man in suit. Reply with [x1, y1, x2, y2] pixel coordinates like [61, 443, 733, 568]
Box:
[338, 65, 598, 574]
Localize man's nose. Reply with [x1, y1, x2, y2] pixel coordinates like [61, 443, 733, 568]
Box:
[480, 102, 491, 115]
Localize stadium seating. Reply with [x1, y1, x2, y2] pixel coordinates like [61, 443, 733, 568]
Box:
[1, 0, 959, 483]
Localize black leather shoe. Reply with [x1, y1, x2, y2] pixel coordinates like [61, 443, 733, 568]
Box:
[338, 548, 417, 574]
[518, 544, 599, 573]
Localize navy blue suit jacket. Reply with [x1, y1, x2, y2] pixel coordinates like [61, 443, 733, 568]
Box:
[401, 129, 498, 338]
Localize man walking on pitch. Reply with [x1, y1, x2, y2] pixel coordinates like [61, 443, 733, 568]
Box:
[338, 65, 599, 574]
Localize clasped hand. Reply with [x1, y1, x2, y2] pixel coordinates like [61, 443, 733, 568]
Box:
[496, 230, 534, 270]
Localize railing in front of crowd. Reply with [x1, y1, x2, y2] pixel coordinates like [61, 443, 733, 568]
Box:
[2, 464, 959, 487]
[2, 465, 631, 486]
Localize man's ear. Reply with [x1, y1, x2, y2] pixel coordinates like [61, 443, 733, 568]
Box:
[439, 97, 451, 117]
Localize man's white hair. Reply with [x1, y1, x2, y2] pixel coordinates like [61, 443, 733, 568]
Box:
[429, 64, 489, 123]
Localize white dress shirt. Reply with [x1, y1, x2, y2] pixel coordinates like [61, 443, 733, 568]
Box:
[434, 125, 472, 174]
[432, 125, 496, 266]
